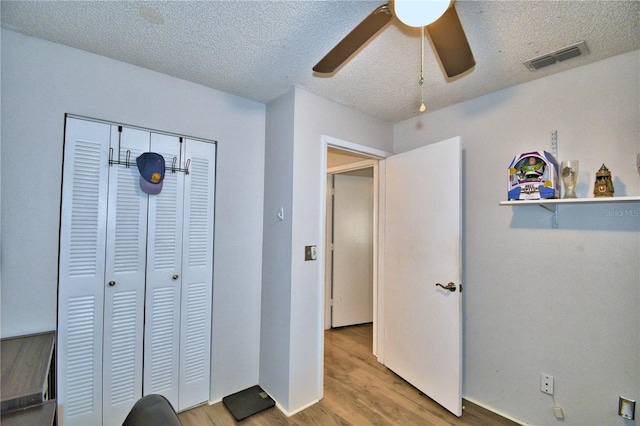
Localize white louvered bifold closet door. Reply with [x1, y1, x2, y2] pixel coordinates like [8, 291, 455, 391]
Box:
[58, 118, 110, 426]
[178, 139, 215, 411]
[59, 118, 215, 425]
[143, 133, 184, 407]
[102, 127, 150, 425]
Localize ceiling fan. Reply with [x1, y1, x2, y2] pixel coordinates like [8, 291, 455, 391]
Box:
[313, 0, 475, 78]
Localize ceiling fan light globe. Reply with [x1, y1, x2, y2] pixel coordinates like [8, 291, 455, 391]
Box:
[393, 0, 451, 27]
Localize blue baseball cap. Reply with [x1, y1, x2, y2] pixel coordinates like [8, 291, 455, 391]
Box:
[136, 152, 165, 195]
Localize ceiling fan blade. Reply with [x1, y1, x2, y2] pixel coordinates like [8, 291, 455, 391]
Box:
[313, 4, 392, 74]
[426, 6, 475, 78]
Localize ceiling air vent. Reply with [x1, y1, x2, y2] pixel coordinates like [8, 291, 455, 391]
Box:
[523, 41, 589, 71]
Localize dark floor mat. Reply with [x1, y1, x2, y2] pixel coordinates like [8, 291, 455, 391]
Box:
[222, 385, 275, 421]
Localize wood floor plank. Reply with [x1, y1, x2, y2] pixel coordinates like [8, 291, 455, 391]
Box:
[178, 324, 517, 426]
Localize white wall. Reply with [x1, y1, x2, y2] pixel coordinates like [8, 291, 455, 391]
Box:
[0, 29, 266, 402]
[289, 89, 393, 411]
[394, 50, 640, 426]
[260, 90, 295, 409]
[261, 88, 393, 413]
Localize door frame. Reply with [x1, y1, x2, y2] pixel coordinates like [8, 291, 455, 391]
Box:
[318, 136, 392, 389]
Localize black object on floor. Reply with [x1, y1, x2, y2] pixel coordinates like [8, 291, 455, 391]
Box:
[222, 385, 275, 421]
[123, 394, 182, 426]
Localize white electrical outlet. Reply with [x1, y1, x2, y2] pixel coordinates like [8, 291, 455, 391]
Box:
[541, 373, 554, 395]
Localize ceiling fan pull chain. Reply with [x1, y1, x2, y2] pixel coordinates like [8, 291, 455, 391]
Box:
[419, 26, 427, 113]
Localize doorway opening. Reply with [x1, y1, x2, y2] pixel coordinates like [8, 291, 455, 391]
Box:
[325, 153, 375, 330]
[316, 135, 391, 403]
[320, 139, 390, 366]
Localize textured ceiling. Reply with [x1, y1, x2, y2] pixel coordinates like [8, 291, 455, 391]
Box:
[2, 1, 639, 123]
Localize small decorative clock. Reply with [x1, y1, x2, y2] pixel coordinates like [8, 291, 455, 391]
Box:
[508, 151, 558, 200]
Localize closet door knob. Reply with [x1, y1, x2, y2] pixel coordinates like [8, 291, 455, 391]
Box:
[172, 274, 179, 280]
[108, 281, 116, 287]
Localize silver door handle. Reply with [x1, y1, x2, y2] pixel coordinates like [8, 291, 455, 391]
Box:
[172, 274, 179, 280]
[108, 281, 116, 287]
[435, 282, 456, 292]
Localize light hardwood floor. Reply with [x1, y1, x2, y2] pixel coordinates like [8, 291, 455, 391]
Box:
[179, 324, 517, 425]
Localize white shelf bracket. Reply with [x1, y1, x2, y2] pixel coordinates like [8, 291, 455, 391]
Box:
[536, 202, 558, 227]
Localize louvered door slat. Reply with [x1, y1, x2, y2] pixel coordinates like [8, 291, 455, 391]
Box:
[148, 287, 177, 393]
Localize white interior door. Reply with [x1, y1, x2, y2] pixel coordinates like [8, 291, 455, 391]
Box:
[102, 126, 150, 425]
[58, 118, 111, 426]
[178, 139, 216, 410]
[143, 133, 184, 407]
[331, 170, 374, 327]
[383, 137, 462, 416]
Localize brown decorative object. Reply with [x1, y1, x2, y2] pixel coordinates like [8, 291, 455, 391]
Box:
[593, 164, 615, 197]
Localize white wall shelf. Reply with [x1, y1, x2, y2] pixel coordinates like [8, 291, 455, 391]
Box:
[500, 196, 640, 227]
[500, 196, 640, 210]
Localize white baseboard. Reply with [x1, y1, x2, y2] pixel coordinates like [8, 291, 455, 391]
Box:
[464, 397, 529, 425]
[210, 393, 522, 424]
[276, 398, 320, 417]
[207, 397, 222, 405]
